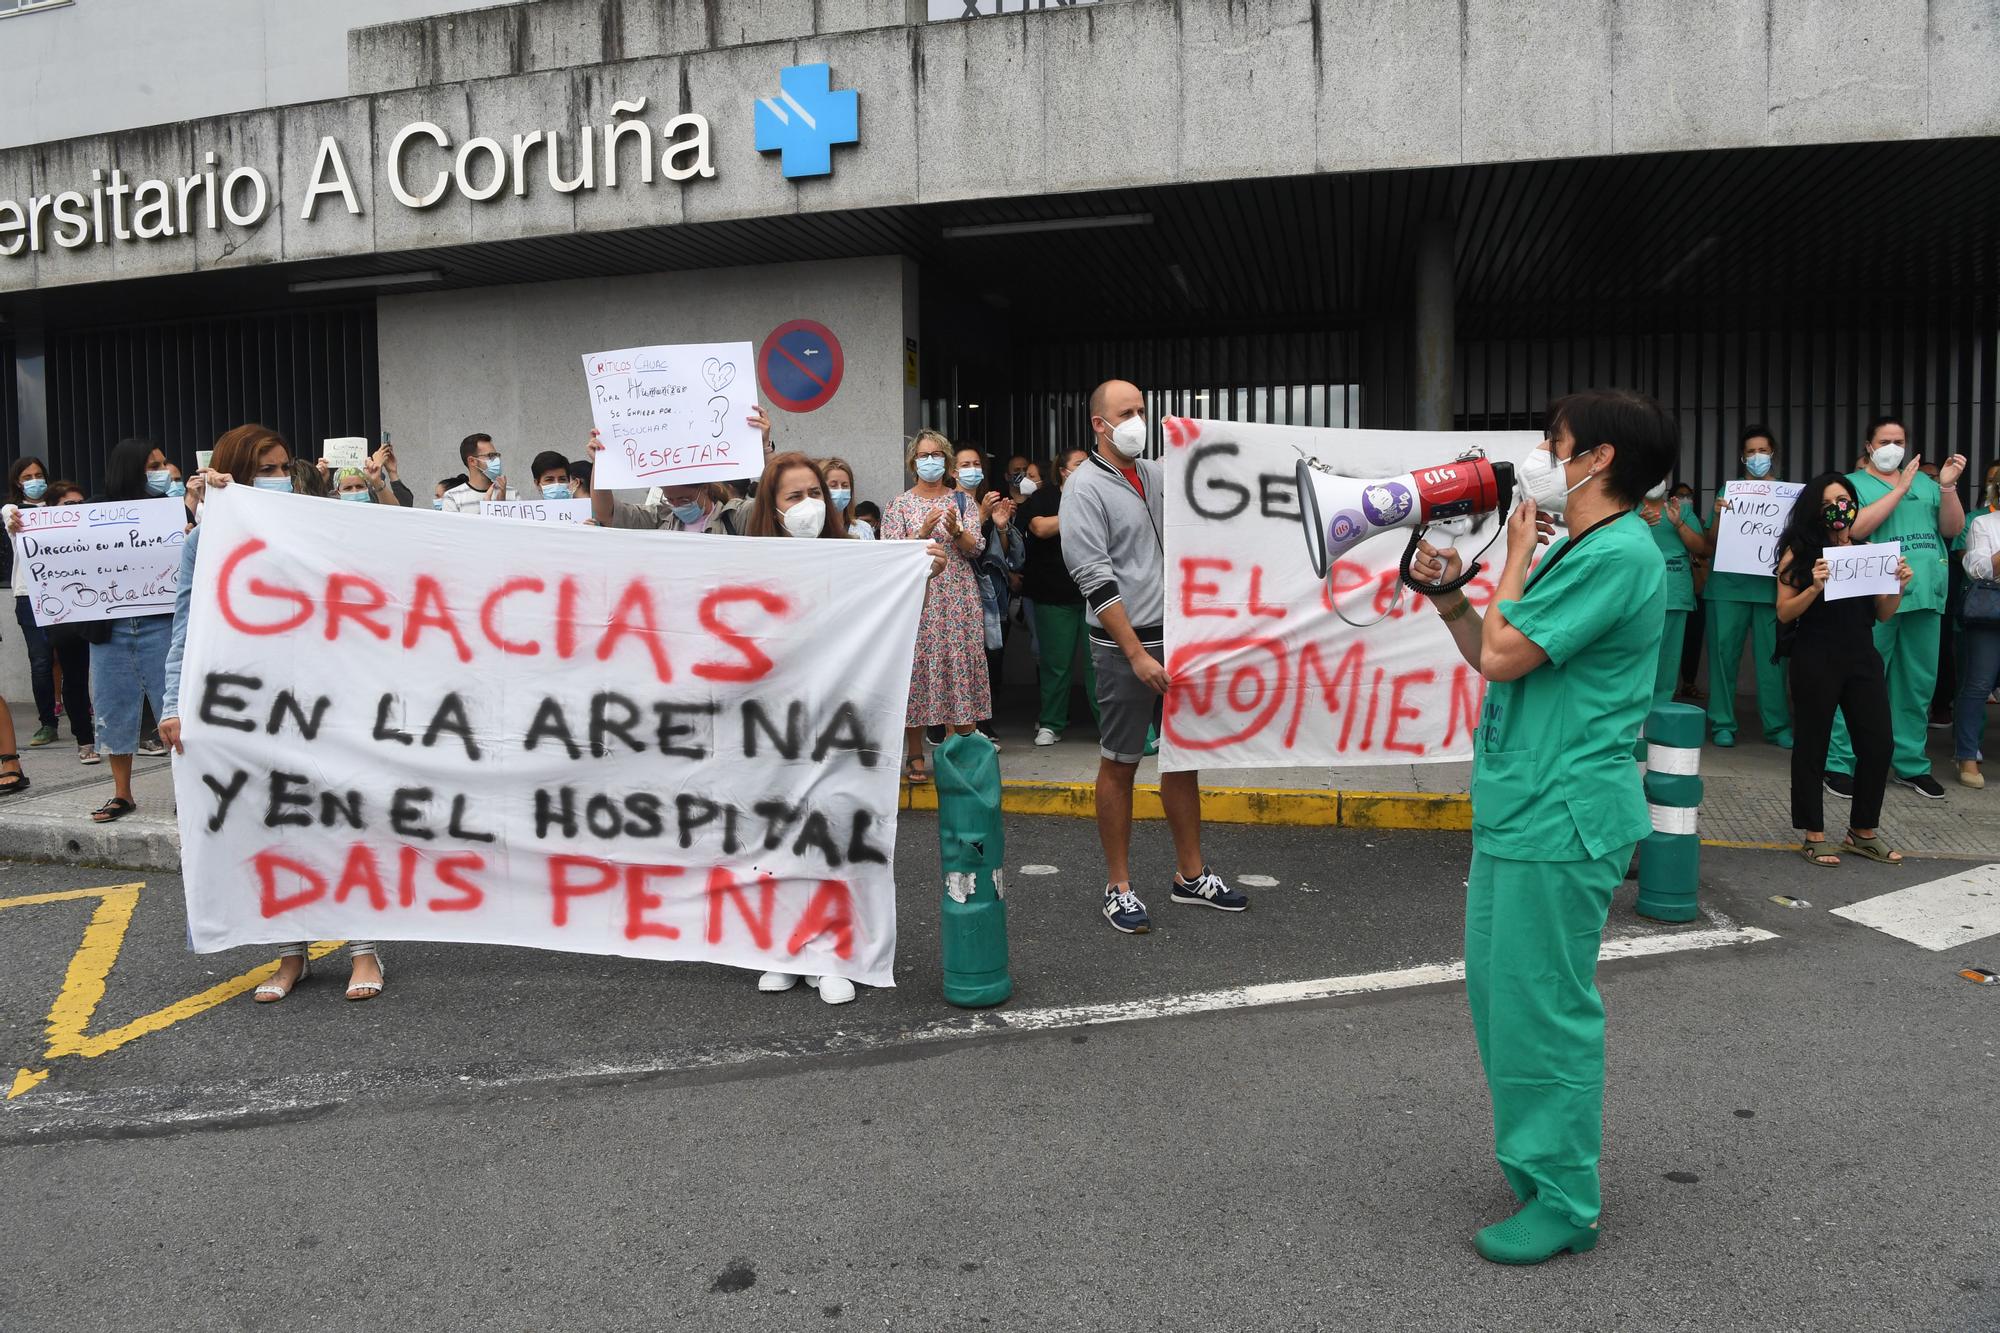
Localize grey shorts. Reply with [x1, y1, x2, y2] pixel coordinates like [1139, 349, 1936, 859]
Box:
[1091, 637, 1164, 763]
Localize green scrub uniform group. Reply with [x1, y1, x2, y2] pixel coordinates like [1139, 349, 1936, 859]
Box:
[1644, 499, 1705, 705]
[1467, 510, 1665, 1263]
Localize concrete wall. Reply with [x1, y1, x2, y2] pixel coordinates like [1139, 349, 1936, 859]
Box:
[0, 0, 467, 150]
[6, 0, 2000, 295]
[376, 254, 915, 514]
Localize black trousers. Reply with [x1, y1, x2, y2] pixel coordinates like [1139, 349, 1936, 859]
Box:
[1790, 649, 1891, 833]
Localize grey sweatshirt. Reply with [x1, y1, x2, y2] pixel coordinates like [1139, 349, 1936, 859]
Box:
[1060, 450, 1166, 645]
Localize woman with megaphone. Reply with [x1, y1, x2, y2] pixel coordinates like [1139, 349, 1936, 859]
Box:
[1408, 388, 1678, 1266]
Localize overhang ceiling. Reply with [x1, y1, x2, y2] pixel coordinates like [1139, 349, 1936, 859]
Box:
[8, 136, 1997, 335]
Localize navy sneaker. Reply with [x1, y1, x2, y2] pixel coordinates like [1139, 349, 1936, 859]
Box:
[1170, 866, 1249, 912]
[1823, 772, 1855, 799]
[1102, 886, 1151, 934]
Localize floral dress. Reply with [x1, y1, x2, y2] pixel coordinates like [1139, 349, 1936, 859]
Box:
[883, 488, 992, 727]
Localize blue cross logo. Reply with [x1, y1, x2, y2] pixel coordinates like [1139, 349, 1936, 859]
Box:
[754, 63, 859, 180]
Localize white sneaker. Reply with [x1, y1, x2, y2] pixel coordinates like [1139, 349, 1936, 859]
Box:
[809, 975, 856, 1005]
[757, 971, 800, 992]
[1033, 727, 1058, 747]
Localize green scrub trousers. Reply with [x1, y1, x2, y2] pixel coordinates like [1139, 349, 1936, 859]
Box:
[1653, 610, 1687, 704]
[1032, 600, 1099, 735]
[1706, 600, 1792, 741]
[1465, 845, 1630, 1227]
[1828, 609, 1942, 779]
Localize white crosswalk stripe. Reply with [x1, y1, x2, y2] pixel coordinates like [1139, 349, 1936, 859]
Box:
[1829, 864, 2000, 951]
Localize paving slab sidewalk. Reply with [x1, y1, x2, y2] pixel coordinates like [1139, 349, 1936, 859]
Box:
[3, 702, 1997, 870]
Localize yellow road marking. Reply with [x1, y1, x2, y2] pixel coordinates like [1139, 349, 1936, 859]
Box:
[0, 880, 345, 1098]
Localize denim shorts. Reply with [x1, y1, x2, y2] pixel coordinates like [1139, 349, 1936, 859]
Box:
[88, 614, 171, 755]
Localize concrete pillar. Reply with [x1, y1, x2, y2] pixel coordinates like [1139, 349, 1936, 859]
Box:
[1412, 218, 1455, 432]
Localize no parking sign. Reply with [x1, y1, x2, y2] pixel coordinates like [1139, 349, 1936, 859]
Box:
[758, 319, 845, 413]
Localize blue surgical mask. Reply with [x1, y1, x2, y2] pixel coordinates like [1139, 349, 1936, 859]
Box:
[478, 455, 503, 477]
[671, 500, 708, 525]
[915, 457, 947, 484]
[541, 483, 573, 500]
[959, 468, 984, 490]
[22, 478, 48, 501]
[432, 498, 445, 510]
[167, 480, 187, 497]
[1744, 454, 1773, 479]
[830, 488, 852, 512]
[340, 489, 372, 503]
[146, 469, 173, 496]
[253, 477, 294, 494]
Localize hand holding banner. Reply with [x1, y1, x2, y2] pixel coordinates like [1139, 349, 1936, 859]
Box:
[582, 341, 761, 490]
[1712, 480, 1802, 577]
[172, 487, 928, 986]
[1823, 540, 1902, 600]
[10, 497, 187, 627]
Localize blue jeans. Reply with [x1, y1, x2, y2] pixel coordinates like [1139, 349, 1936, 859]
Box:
[1953, 625, 2000, 762]
[14, 594, 56, 727]
[88, 615, 170, 756]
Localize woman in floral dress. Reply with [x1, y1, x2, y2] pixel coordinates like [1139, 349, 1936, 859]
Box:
[882, 430, 990, 780]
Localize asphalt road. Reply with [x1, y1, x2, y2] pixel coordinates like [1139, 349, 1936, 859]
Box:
[1, 817, 1994, 1331]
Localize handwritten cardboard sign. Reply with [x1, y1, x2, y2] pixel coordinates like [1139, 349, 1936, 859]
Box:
[1712, 480, 1803, 578]
[479, 499, 593, 525]
[10, 497, 187, 627]
[171, 486, 929, 985]
[1823, 540, 1901, 601]
[1159, 418, 1543, 772]
[322, 437, 369, 470]
[581, 341, 760, 490]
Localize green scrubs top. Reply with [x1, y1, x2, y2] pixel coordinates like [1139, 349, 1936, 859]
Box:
[1705, 483, 1782, 605]
[1848, 470, 1946, 614]
[1472, 510, 1667, 863]
[1645, 504, 1704, 612]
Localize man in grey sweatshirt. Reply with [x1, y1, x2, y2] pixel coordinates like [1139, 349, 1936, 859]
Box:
[1062, 379, 1249, 934]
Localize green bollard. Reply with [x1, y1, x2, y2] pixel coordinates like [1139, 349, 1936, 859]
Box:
[1636, 702, 1704, 923]
[932, 731, 1013, 1008]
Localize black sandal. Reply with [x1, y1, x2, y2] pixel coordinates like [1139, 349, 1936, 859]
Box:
[90, 796, 136, 823]
[0, 754, 26, 797]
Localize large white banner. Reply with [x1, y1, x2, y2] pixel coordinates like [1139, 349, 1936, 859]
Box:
[10, 497, 186, 627]
[173, 487, 929, 986]
[1160, 418, 1541, 773]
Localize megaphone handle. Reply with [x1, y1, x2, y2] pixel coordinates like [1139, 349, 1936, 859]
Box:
[1398, 526, 1483, 596]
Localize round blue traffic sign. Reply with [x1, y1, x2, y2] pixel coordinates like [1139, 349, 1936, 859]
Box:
[758, 319, 845, 414]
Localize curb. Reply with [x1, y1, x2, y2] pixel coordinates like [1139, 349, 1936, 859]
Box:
[0, 811, 183, 872]
[901, 780, 1472, 831]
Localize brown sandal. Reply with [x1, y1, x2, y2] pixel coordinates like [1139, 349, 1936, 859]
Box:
[1841, 830, 1903, 864]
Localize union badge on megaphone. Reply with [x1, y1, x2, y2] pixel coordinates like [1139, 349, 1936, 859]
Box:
[1295, 455, 1515, 586]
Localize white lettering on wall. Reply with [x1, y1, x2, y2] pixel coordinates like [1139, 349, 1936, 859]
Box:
[0, 99, 720, 261]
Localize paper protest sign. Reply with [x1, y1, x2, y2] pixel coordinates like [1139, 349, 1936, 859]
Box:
[10, 497, 187, 627]
[322, 437, 369, 470]
[581, 341, 761, 490]
[1712, 480, 1802, 577]
[172, 486, 928, 986]
[1159, 418, 1541, 772]
[196, 450, 214, 472]
[479, 499, 593, 525]
[1823, 540, 1901, 601]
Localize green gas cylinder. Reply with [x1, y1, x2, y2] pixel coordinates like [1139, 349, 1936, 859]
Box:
[932, 731, 1013, 1008]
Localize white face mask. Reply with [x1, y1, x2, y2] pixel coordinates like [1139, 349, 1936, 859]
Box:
[1518, 445, 1597, 515]
[781, 497, 826, 539]
[1017, 478, 1039, 498]
[1645, 480, 1669, 501]
[1106, 415, 1147, 460]
[1870, 443, 1905, 472]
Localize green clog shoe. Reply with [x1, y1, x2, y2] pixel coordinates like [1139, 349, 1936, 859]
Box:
[1473, 1199, 1599, 1265]
[1712, 730, 1735, 748]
